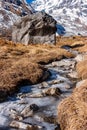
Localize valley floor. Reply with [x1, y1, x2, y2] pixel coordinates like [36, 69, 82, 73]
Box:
[0, 36, 87, 130]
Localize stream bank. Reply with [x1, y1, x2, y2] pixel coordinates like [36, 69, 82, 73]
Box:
[0, 47, 82, 130]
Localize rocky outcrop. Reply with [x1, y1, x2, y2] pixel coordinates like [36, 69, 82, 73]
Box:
[12, 12, 57, 45]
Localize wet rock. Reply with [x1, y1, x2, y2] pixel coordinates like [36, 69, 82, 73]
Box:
[42, 87, 61, 97]
[27, 93, 44, 98]
[39, 82, 49, 89]
[49, 80, 64, 85]
[65, 84, 71, 89]
[10, 108, 23, 121]
[19, 100, 28, 105]
[41, 70, 51, 81]
[10, 109, 18, 114]
[10, 121, 43, 130]
[43, 115, 57, 124]
[21, 106, 33, 118]
[30, 104, 39, 112]
[10, 113, 23, 121]
[12, 12, 57, 45]
[67, 71, 78, 79]
[27, 87, 62, 98]
[21, 104, 39, 118]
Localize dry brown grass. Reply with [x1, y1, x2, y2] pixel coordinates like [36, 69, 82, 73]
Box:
[58, 51, 87, 130]
[76, 56, 87, 80]
[56, 36, 87, 130]
[0, 58, 50, 102]
[0, 36, 87, 101]
[0, 59, 48, 91]
[56, 36, 87, 48]
[0, 37, 75, 101]
[58, 79, 87, 130]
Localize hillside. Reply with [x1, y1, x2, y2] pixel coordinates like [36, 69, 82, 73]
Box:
[32, 0, 87, 36]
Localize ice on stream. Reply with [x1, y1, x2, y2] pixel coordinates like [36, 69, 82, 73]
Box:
[0, 55, 79, 130]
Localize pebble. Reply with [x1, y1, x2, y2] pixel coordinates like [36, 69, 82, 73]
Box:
[67, 71, 78, 79]
[42, 87, 61, 97]
[30, 104, 39, 112]
[39, 82, 49, 89]
[21, 104, 39, 118]
[49, 80, 64, 85]
[10, 121, 43, 130]
[10, 113, 23, 121]
[65, 84, 71, 89]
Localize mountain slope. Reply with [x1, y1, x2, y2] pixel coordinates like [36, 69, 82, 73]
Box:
[0, 0, 34, 37]
[32, 0, 87, 35]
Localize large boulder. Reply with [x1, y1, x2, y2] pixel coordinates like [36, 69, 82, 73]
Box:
[12, 12, 57, 45]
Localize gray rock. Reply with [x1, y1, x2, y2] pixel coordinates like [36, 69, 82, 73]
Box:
[10, 113, 23, 121]
[40, 82, 49, 88]
[21, 104, 39, 118]
[21, 105, 33, 118]
[42, 87, 61, 97]
[65, 84, 71, 89]
[12, 12, 57, 45]
[49, 79, 64, 85]
[30, 104, 39, 111]
[67, 71, 78, 79]
[10, 121, 43, 130]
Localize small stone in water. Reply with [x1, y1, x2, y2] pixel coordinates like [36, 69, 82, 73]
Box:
[41, 82, 49, 88]
[30, 104, 39, 112]
[65, 84, 71, 89]
[49, 80, 64, 85]
[10, 121, 43, 130]
[10, 113, 23, 121]
[42, 87, 62, 97]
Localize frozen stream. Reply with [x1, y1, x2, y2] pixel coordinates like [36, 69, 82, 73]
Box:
[0, 49, 80, 130]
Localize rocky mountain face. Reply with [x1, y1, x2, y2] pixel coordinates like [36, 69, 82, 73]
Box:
[0, 0, 34, 38]
[32, 0, 87, 36]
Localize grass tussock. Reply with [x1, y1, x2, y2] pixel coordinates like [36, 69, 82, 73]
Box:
[58, 79, 87, 130]
[76, 57, 87, 80]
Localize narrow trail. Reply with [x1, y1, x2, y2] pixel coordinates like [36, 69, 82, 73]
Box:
[0, 48, 82, 130]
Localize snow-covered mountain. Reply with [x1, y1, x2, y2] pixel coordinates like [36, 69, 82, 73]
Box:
[32, 0, 87, 36]
[0, 0, 34, 37]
